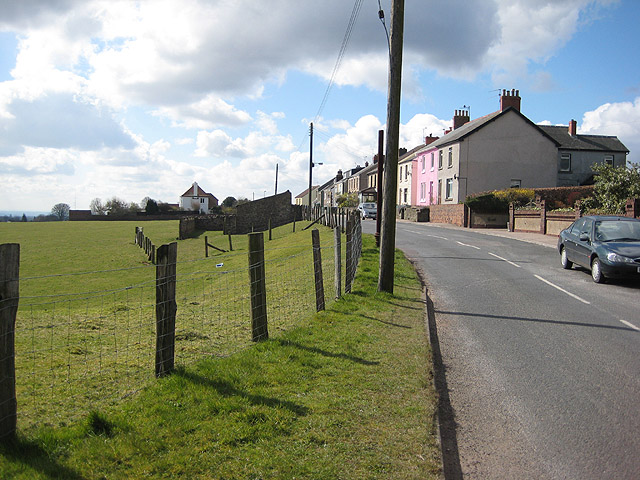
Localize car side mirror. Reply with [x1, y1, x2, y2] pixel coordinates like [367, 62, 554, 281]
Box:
[579, 233, 590, 242]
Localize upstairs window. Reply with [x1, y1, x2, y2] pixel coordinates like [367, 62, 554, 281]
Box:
[438, 151, 443, 169]
[431, 152, 435, 169]
[448, 147, 453, 168]
[421, 158, 425, 173]
[559, 153, 571, 172]
[604, 155, 614, 166]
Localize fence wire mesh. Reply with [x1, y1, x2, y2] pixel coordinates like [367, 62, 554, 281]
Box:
[4, 218, 361, 433]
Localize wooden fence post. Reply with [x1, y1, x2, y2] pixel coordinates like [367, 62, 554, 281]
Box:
[345, 218, 354, 293]
[205, 235, 209, 258]
[228, 234, 233, 252]
[248, 232, 268, 341]
[334, 227, 342, 300]
[155, 242, 177, 377]
[311, 229, 325, 311]
[269, 216, 272, 241]
[0, 244, 19, 442]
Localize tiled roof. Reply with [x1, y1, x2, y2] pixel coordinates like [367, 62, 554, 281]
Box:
[180, 184, 218, 201]
[537, 125, 629, 153]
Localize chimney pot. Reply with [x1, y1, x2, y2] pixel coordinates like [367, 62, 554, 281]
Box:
[569, 119, 577, 136]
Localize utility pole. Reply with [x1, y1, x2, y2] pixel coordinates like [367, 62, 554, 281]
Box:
[274, 163, 278, 196]
[308, 122, 314, 211]
[375, 129, 384, 247]
[378, 0, 404, 293]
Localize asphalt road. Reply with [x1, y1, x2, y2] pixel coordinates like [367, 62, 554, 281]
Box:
[362, 220, 640, 479]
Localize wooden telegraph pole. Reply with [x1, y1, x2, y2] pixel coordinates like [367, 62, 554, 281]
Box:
[378, 0, 404, 293]
[308, 122, 314, 212]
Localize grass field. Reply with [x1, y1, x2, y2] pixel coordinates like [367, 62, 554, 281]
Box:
[0, 220, 440, 479]
[0, 220, 342, 432]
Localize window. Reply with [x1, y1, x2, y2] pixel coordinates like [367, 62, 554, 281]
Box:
[448, 147, 453, 168]
[438, 151, 443, 169]
[421, 158, 425, 173]
[200, 198, 205, 203]
[445, 178, 454, 200]
[404, 165, 408, 180]
[559, 153, 571, 172]
[510, 179, 521, 188]
[437, 179, 442, 204]
[430, 153, 435, 169]
[404, 188, 408, 204]
[429, 182, 434, 204]
[604, 155, 614, 166]
[420, 182, 426, 201]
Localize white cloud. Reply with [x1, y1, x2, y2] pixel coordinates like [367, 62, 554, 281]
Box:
[153, 95, 252, 130]
[580, 97, 640, 164]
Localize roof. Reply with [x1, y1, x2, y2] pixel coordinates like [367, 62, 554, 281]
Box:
[537, 125, 629, 153]
[180, 184, 218, 201]
[399, 143, 431, 164]
[295, 186, 318, 198]
[428, 107, 560, 149]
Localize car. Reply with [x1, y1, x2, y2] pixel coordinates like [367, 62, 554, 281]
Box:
[358, 202, 377, 219]
[557, 215, 640, 283]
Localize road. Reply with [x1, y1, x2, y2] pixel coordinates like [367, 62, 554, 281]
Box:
[362, 220, 640, 479]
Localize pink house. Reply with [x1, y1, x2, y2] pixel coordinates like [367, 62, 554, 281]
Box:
[414, 136, 439, 206]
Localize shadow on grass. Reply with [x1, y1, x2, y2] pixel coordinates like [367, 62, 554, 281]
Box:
[174, 368, 309, 416]
[357, 313, 412, 329]
[0, 437, 86, 480]
[275, 339, 380, 366]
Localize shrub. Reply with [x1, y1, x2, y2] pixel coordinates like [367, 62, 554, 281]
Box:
[580, 163, 640, 215]
[465, 188, 534, 213]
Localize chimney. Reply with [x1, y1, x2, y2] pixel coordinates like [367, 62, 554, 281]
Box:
[500, 88, 521, 112]
[568, 119, 577, 136]
[336, 169, 343, 181]
[424, 134, 439, 146]
[193, 181, 198, 196]
[453, 109, 470, 129]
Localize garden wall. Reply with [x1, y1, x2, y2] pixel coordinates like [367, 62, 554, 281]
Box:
[428, 204, 468, 227]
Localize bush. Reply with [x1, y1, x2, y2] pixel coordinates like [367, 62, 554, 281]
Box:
[465, 188, 534, 213]
[580, 163, 640, 215]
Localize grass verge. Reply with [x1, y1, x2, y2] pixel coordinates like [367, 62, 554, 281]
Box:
[0, 234, 441, 479]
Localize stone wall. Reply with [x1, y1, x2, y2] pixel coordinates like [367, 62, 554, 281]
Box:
[235, 191, 294, 234]
[403, 207, 429, 222]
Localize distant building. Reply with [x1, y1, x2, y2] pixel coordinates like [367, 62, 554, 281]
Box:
[180, 182, 219, 213]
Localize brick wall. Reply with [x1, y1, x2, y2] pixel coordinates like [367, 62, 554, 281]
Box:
[429, 204, 468, 227]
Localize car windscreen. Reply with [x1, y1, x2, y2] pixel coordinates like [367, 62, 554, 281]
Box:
[594, 220, 640, 242]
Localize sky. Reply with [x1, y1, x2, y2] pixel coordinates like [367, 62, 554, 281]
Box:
[1, 0, 639, 213]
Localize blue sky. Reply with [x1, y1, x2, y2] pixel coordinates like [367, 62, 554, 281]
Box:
[1, 0, 639, 213]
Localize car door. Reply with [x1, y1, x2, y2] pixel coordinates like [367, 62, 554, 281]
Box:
[564, 218, 586, 264]
[573, 218, 594, 268]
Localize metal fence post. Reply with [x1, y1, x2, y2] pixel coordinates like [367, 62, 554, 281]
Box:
[334, 227, 342, 299]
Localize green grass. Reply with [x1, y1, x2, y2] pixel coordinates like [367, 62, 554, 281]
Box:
[0, 220, 341, 432]
[0, 232, 440, 479]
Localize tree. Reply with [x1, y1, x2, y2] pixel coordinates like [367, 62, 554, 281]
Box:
[105, 197, 129, 216]
[581, 163, 640, 215]
[145, 199, 159, 214]
[336, 193, 358, 208]
[21, 214, 27, 222]
[222, 196, 237, 208]
[90, 198, 106, 215]
[51, 203, 70, 221]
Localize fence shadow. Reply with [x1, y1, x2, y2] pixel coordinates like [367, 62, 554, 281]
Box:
[173, 367, 309, 416]
[0, 438, 86, 480]
[275, 339, 380, 366]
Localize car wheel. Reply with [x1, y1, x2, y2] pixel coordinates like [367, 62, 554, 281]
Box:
[560, 247, 573, 270]
[591, 257, 606, 284]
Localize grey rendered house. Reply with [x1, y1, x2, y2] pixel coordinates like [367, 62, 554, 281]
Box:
[538, 121, 629, 186]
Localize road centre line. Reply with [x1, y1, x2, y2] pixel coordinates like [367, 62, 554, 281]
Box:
[426, 234, 448, 240]
[620, 320, 640, 331]
[534, 275, 591, 305]
[406, 229, 422, 234]
[488, 252, 521, 268]
[457, 241, 481, 250]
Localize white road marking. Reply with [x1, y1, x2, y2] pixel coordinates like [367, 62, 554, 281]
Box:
[534, 275, 591, 305]
[620, 320, 640, 331]
[457, 241, 481, 250]
[488, 252, 521, 268]
[406, 229, 422, 234]
[426, 234, 448, 240]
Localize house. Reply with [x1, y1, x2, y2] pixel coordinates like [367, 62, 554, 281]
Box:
[414, 135, 440, 207]
[295, 186, 319, 206]
[538, 121, 629, 186]
[399, 135, 439, 207]
[180, 182, 219, 213]
[429, 90, 560, 204]
[423, 89, 629, 206]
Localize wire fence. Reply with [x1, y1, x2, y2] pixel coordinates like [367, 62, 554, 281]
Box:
[0, 215, 362, 440]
